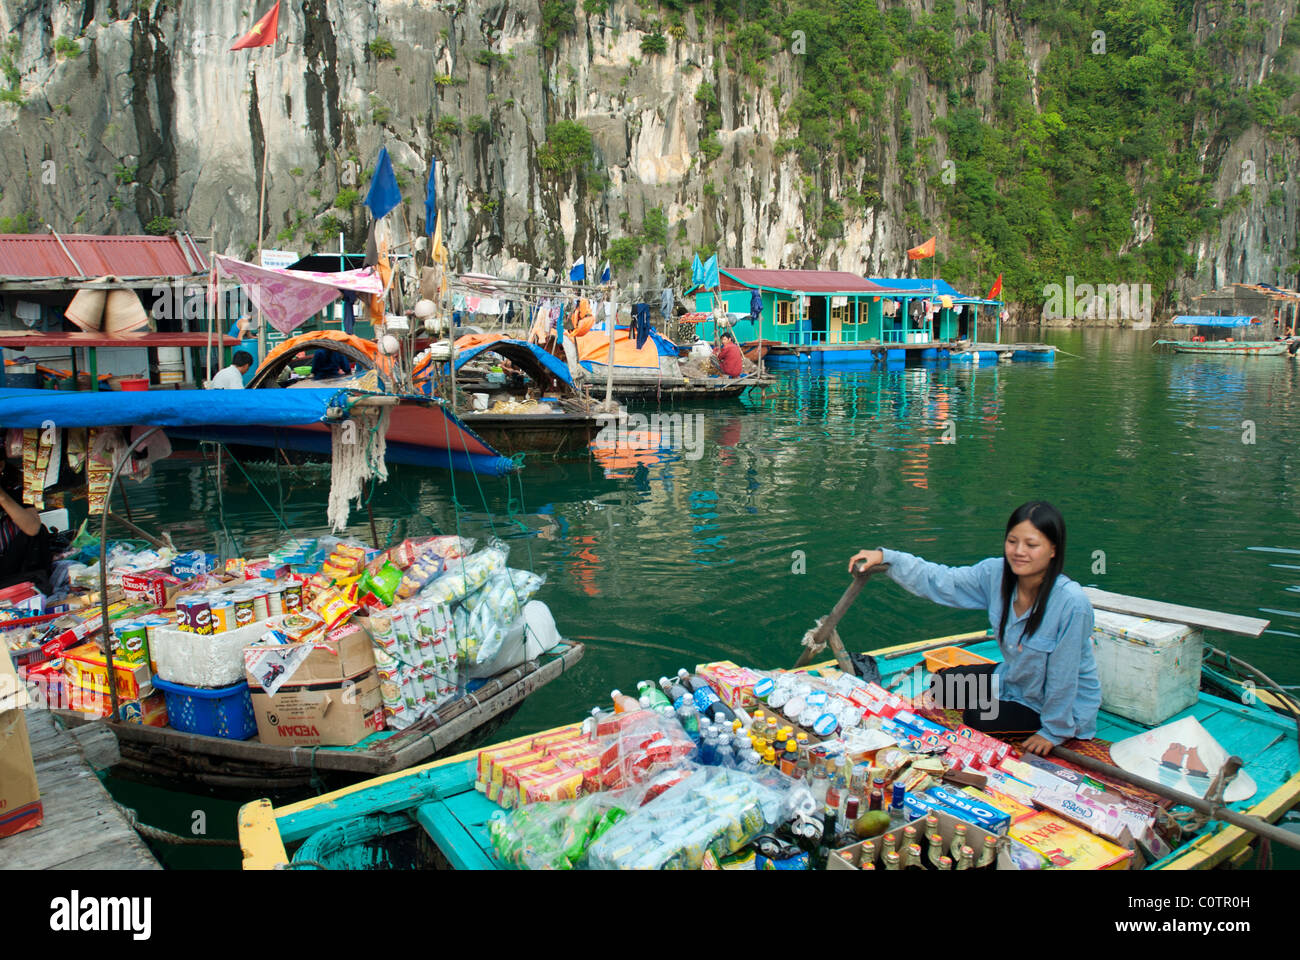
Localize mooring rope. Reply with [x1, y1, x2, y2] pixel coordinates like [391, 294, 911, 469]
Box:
[114, 801, 239, 848]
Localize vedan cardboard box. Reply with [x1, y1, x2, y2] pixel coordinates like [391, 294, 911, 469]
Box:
[250, 669, 384, 747]
[0, 650, 42, 839]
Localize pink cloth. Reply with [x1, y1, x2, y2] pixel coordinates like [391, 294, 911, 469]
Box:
[214, 256, 385, 335]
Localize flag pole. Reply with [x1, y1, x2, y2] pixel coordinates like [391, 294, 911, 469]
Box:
[255, 58, 270, 364]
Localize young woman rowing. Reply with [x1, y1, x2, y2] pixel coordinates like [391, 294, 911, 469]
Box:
[848, 500, 1101, 756]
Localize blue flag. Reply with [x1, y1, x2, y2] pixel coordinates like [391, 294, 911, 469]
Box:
[569, 257, 586, 283]
[600, 261, 611, 284]
[424, 158, 437, 235]
[691, 254, 704, 286]
[703, 255, 719, 290]
[364, 146, 402, 220]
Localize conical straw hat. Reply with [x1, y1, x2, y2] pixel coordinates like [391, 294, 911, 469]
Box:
[103, 288, 149, 333]
[65, 286, 107, 331]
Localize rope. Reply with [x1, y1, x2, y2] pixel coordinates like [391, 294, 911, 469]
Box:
[114, 801, 239, 847]
[277, 859, 331, 870]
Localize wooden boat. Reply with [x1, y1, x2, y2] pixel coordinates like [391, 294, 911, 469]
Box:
[415, 335, 607, 456]
[1156, 316, 1291, 356]
[238, 588, 1300, 870]
[0, 384, 583, 795]
[54, 640, 584, 794]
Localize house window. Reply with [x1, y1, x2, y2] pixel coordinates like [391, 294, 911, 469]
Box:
[830, 303, 849, 326]
[776, 300, 793, 325]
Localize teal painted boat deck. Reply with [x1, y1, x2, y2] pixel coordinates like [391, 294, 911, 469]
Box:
[270, 637, 1298, 870]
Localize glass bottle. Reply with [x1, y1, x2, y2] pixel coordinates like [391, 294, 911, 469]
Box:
[937, 855, 953, 871]
[904, 843, 925, 870]
[927, 831, 946, 869]
[976, 836, 999, 870]
[956, 844, 975, 871]
[883, 851, 901, 871]
[950, 823, 969, 861]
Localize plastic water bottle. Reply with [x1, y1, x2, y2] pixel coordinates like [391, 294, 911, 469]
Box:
[676, 699, 700, 740]
[676, 669, 737, 723]
[637, 680, 673, 712]
[700, 730, 719, 766]
[717, 733, 735, 768]
[610, 689, 640, 713]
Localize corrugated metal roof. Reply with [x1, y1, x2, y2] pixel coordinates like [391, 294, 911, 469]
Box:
[719, 268, 886, 294]
[0, 233, 208, 280]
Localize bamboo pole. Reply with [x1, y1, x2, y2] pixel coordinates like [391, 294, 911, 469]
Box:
[254, 61, 270, 364]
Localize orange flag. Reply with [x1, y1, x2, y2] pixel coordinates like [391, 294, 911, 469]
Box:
[986, 273, 1003, 300]
[907, 236, 936, 260]
[230, 1, 280, 50]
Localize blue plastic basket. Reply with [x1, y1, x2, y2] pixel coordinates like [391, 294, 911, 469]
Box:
[152, 677, 257, 740]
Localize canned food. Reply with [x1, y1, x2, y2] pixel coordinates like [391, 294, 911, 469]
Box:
[232, 593, 256, 628]
[281, 582, 303, 613]
[250, 590, 270, 621]
[266, 584, 285, 617]
[209, 599, 234, 634]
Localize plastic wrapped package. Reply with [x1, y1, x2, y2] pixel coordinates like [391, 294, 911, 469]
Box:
[420, 544, 508, 606]
[457, 569, 546, 666]
[488, 792, 633, 870]
[588, 709, 698, 793]
[584, 767, 788, 870]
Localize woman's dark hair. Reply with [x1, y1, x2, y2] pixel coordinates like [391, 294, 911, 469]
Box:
[997, 500, 1066, 642]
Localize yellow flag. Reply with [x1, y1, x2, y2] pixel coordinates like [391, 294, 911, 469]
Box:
[431, 211, 448, 266]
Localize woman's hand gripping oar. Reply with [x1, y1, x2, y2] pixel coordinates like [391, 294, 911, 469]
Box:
[794, 555, 890, 673]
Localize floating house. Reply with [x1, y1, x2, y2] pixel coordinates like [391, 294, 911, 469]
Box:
[1189, 283, 1299, 336]
[687, 268, 1013, 366]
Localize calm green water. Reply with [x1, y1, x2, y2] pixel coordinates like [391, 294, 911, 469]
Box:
[102, 327, 1300, 867]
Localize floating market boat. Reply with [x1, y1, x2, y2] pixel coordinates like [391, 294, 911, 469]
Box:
[412, 334, 609, 456]
[0, 386, 584, 795]
[1155, 316, 1293, 356]
[238, 588, 1300, 871]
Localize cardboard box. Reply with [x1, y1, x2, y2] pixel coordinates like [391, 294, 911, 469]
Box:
[0, 650, 42, 838]
[1007, 811, 1134, 870]
[66, 683, 169, 726]
[243, 623, 375, 691]
[120, 569, 184, 607]
[61, 642, 154, 700]
[249, 669, 384, 747]
[831, 808, 1000, 871]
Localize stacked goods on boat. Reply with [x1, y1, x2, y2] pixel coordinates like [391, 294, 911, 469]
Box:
[479, 662, 1157, 870]
[2, 533, 551, 748]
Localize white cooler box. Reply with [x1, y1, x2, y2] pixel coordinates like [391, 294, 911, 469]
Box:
[152, 621, 273, 688]
[1091, 610, 1203, 726]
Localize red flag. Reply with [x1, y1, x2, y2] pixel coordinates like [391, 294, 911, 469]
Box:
[230, 1, 280, 50]
[986, 273, 1003, 300]
[906, 236, 936, 260]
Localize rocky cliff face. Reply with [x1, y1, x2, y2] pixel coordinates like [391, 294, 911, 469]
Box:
[1, 0, 1296, 312]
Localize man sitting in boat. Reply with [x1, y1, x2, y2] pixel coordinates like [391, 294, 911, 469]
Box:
[208, 350, 253, 389]
[311, 348, 353, 380]
[0, 465, 54, 592]
[848, 500, 1101, 757]
[715, 332, 743, 378]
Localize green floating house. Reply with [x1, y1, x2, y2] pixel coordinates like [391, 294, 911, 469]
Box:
[687, 268, 1006, 366]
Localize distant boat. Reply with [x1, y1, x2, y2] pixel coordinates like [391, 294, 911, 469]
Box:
[1155, 316, 1291, 356]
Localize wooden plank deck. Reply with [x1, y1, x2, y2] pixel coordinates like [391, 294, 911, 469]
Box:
[0, 710, 159, 870]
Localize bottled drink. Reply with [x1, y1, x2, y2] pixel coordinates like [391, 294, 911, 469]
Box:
[902, 825, 919, 851]
[637, 680, 672, 711]
[881, 831, 899, 856]
[883, 851, 901, 871]
[780, 741, 799, 776]
[699, 731, 718, 766]
[924, 814, 941, 843]
[675, 700, 700, 740]
[869, 788, 883, 812]
[810, 763, 829, 805]
[659, 675, 691, 709]
[764, 717, 779, 743]
[676, 669, 737, 722]
[859, 839, 877, 867]
[763, 747, 777, 766]
[795, 748, 811, 781]
[937, 855, 953, 871]
[975, 836, 999, 870]
[927, 831, 946, 869]
[611, 689, 640, 713]
[773, 729, 789, 761]
[904, 843, 925, 870]
[825, 776, 842, 818]
[818, 809, 839, 868]
[889, 782, 906, 817]
[752, 709, 766, 731]
[950, 823, 969, 861]
[956, 845, 975, 871]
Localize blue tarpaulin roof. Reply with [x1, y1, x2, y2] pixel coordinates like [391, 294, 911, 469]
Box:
[0, 387, 350, 429]
[453, 339, 574, 386]
[1172, 315, 1259, 327]
[867, 278, 963, 296]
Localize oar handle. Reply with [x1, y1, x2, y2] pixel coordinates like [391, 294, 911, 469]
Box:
[795, 563, 891, 671]
[1051, 745, 1300, 855]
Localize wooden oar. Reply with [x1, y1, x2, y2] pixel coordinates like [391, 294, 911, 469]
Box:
[794, 562, 890, 673]
[1051, 745, 1300, 854]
